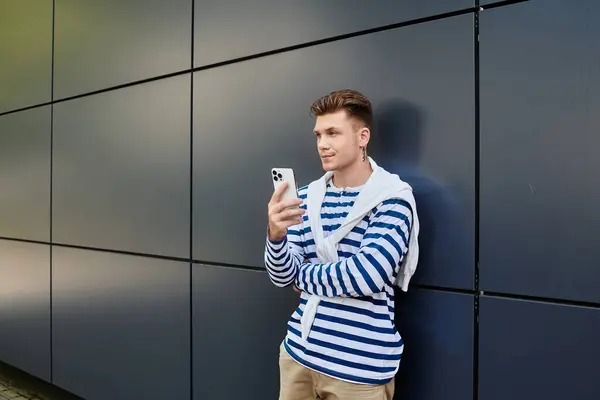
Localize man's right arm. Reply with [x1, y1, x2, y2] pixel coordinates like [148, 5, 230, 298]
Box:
[264, 226, 304, 287]
[264, 181, 305, 287]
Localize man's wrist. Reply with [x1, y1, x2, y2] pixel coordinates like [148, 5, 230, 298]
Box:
[267, 225, 286, 243]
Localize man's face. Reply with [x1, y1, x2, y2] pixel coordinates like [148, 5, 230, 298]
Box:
[313, 110, 369, 172]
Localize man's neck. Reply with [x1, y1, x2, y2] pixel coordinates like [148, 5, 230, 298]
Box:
[331, 159, 373, 188]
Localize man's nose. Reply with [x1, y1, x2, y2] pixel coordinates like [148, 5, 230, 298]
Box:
[318, 138, 330, 150]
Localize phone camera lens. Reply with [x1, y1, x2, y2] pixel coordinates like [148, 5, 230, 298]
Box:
[272, 170, 277, 175]
[273, 176, 279, 181]
[277, 173, 283, 179]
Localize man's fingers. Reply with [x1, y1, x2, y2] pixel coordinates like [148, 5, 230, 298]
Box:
[270, 198, 303, 215]
[270, 181, 288, 204]
[282, 208, 305, 220]
[271, 218, 302, 232]
[273, 207, 304, 223]
[283, 198, 303, 209]
[271, 215, 303, 234]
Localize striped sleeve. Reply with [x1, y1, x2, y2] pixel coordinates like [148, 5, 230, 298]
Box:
[294, 198, 412, 297]
[264, 204, 307, 288]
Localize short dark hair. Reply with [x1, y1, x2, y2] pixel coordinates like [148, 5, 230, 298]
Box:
[310, 89, 373, 129]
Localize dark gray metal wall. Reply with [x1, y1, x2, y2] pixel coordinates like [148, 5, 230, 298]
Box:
[0, 1, 598, 399]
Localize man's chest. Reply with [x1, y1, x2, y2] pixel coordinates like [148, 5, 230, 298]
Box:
[303, 195, 373, 258]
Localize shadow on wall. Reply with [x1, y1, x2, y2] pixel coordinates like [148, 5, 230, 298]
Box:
[371, 97, 470, 287]
[372, 98, 435, 284]
[371, 98, 466, 398]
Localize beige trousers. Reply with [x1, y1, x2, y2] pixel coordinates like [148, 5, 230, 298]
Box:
[279, 343, 395, 400]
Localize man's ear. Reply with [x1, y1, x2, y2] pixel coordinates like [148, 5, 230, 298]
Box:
[359, 126, 371, 148]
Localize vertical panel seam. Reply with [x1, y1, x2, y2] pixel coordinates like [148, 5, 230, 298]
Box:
[189, 1, 195, 399]
[473, 4, 481, 400]
[50, 0, 56, 384]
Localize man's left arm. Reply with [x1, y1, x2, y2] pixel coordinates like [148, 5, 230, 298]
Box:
[294, 199, 413, 297]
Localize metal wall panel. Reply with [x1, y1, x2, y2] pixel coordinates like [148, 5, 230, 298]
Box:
[192, 265, 298, 400]
[194, 0, 473, 67]
[52, 248, 190, 400]
[0, 107, 51, 242]
[52, 75, 190, 258]
[0, 240, 50, 381]
[479, 0, 600, 302]
[193, 15, 475, 291]
[394, 289, 474, 400]
[54, 0, 192, 99]
[0, 1, 52, 113]
[479, 296, 600, 400]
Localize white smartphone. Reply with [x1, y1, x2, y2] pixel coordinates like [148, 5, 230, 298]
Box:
[271, 167, 299, 202]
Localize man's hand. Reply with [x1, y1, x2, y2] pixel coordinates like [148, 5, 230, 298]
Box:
[268, 181, 304, 242]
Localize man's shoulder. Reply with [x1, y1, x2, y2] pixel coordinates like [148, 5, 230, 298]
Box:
[372, 197, 414, 226]
[297, 184, 309, 198]
[297, 178, 321, 197]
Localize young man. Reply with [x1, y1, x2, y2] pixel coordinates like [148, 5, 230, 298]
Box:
[265, 89, 419, 400]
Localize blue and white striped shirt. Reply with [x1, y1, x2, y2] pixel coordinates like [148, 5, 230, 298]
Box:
[265, 182, 413, 385]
